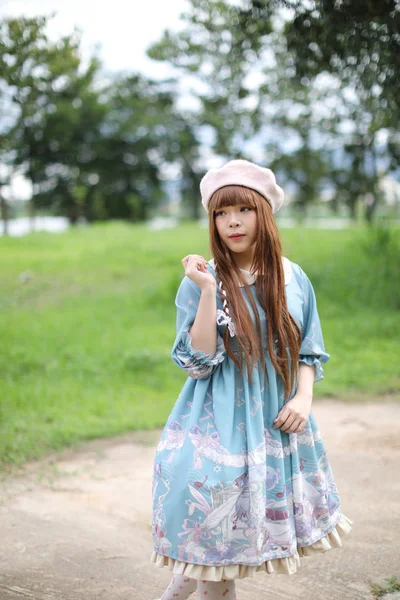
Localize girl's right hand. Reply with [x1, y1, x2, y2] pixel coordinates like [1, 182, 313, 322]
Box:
[182, 254, 216, 290]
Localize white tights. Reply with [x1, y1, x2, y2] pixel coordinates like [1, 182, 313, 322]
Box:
[159, 574, 236, 600]
[198, 578, 236, 599]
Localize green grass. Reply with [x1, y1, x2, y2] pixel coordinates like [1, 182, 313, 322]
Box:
[0, 220, 399, 467]
[370, 576, 400, 598]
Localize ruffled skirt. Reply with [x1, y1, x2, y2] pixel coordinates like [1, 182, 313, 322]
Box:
[151, 512, 353, 581]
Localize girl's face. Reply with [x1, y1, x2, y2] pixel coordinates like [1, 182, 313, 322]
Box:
[214, 204, 258, 254]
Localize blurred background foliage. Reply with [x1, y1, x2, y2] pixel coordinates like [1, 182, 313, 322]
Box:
[0, 221, 399, 467]
[1, 0, 399, 224]
[1, 1, 399, 467]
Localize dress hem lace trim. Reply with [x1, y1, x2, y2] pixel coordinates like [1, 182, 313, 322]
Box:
[150, 512, 353, 581]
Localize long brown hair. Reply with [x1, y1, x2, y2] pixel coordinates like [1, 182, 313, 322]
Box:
[208, 185, 302, 401]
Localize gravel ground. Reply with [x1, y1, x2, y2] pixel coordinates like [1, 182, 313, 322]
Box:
[1, 399, 399, 600]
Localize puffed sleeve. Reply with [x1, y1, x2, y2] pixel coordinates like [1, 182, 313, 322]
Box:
[171, 276, 226, 380]
[298, 268, 330, 383]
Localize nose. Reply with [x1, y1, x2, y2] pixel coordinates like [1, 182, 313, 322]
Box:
[228, 212, 242, 226]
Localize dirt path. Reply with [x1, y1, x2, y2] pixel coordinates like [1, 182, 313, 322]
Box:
[1, 399, 399, 600]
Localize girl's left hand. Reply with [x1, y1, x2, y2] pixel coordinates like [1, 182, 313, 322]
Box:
[273, 394, 312, 433]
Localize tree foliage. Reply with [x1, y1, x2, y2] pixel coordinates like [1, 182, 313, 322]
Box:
[148, 0, 400, 220]
[1, 4, 399, 225]
[0, 15, 201, 223]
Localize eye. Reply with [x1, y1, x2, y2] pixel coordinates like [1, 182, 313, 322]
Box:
[215, 207, 251, 217]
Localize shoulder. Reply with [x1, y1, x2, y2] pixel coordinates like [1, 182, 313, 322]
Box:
[281, 256, 293, 286]
[285, 259, 309, 284]
[284, 260, 318, 303]
[286, 262, 318, 304]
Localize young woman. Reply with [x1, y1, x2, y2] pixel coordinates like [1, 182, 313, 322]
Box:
[151, 159, 353, 600]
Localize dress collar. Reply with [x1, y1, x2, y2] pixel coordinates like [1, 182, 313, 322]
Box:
[207, 256, 292, 287]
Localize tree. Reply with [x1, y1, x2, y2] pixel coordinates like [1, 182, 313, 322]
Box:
[0, 16, 90, 224]
[278, 0, 400, 221]
[147, 0, 265, 158]
[77, 73, 203, 221]
[0, 15, 203, 223]
[147, 0, 399, 221]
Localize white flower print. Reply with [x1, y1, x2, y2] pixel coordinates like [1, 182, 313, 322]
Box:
[235, 387, 245, 408]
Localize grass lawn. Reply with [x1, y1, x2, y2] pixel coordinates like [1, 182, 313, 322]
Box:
[1, 220, 399, 467]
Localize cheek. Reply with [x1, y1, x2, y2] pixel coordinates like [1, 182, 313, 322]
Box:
[214, 220, 223, 237]
[247, 214, 258, 236]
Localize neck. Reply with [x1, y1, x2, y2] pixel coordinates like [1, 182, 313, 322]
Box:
[231, 248, 255, 271]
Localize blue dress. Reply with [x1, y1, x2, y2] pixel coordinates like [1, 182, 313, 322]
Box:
[151, 257, 352, 581]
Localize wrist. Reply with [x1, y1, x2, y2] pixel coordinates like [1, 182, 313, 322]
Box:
[296, 390, 313, 403]
[200, 282, 217, 293]
[297, 363, 314, 402]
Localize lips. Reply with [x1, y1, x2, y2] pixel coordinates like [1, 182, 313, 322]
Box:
[229, 234, 245, 239]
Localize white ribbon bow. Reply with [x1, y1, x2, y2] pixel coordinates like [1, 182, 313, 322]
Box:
[216, 308, 236, 337]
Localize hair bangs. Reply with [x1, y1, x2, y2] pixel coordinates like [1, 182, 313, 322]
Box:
[209, 185, 261, 215]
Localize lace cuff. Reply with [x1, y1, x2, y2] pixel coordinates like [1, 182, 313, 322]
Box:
[173, 327, 226, 380]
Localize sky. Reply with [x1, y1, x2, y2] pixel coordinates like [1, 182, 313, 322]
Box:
[0, 0, 190, 76]
[0, 0, 194, 200]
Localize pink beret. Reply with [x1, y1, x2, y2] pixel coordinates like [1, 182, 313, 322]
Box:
[200, 159, 284, 214]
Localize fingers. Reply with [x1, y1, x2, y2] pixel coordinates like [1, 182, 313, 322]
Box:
[279, 413, 297, 432]
[181, 254, 208, 272]
[274, 407, 306, 433]
[288, 418, 305, 433]
[182, 254, 207, 264]
[273, 406, 289, 430]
